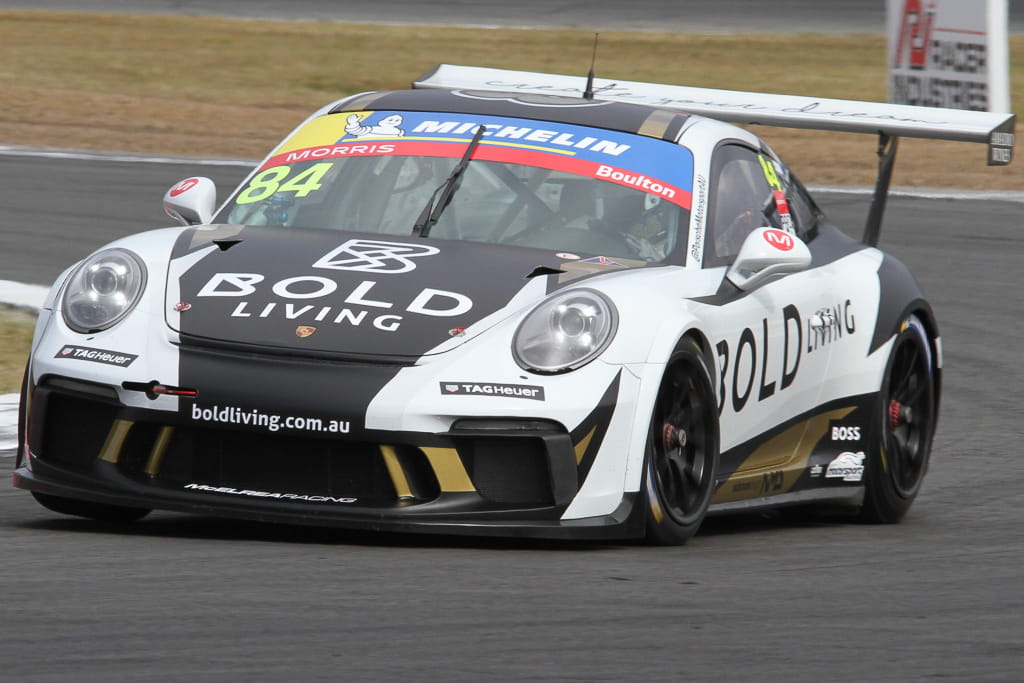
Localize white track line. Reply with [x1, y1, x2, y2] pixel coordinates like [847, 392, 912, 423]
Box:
[0, 146, 255, 167]
[812, 184, 1024, 203]
[0, 281, 49, 311]
[0, 393, 19, 456]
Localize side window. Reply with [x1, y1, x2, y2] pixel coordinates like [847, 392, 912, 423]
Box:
[759, 146, 822, 239]
[785, 176, 822, 239]
[706, 145, 778, 266]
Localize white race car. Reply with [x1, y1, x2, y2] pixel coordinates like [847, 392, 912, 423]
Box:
[13, 66, 1015, 544]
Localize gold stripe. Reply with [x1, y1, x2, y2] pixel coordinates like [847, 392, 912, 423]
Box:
[638, 110, 678, 139]
[787, 407, 856, 477]
[98, 420, 134, 464]
[736, 417, 810, 472]
[749, 407, 855, 473]
[650, 497, 664, 524]
[712, 407, 855, 504]
[573, 426, 597, 465]
[144, 426, 175, 476]
[647, 475, 665, 523]
[421, 447, 475, 492]
[380, 445, 414, 499]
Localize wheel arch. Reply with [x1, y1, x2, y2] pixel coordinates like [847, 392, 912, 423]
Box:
[621, 319, 719, 494]
[636, 328, 722, 545]
[868, 253, 942, 412]
[896, 301, 943, 424]
[646, 319, 721, 412]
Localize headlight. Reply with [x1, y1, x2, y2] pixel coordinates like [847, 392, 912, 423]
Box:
[62, 248, 147, 333]
[513, 289, 618, 373]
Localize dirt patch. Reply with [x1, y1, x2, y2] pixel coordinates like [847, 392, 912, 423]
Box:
[0, 10, 1019, 189]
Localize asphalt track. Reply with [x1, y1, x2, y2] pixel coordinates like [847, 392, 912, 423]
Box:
[2, 3, 1024, 681]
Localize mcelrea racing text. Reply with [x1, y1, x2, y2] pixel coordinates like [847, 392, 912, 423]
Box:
[191, 404, 351, 434]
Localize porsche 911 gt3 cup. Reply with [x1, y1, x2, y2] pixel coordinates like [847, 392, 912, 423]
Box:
[13, 65, 1014, 544]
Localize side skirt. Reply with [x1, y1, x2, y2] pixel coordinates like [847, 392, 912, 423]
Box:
[708, 485, 863, 516]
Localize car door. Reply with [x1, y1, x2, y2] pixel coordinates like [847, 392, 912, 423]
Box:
[702, 144, 840, 487]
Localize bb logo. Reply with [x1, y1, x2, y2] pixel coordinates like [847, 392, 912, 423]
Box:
[763, 228, 794, 251]
[312, 239, 440, 274]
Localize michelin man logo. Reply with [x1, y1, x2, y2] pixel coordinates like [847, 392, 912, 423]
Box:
[344, 113, 405, 138]
[313, 239, 439, 274]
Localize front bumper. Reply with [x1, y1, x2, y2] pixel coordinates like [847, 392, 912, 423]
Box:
[14, 374, 643, 540]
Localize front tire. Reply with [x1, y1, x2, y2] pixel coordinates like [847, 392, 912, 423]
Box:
[642, 340, 720, 545]
[31, 492, 151, 523]
[860, 315, 936, 523]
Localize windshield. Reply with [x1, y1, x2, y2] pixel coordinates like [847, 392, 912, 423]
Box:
[217, 110, 694, 263]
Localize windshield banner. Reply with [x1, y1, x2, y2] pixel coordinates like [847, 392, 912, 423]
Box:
[261, 110, 693, 208]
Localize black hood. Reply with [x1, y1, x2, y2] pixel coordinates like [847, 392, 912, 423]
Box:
[166, 226, 590, 360]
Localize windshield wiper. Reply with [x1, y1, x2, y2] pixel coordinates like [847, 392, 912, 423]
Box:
[412, 124, 486, 237]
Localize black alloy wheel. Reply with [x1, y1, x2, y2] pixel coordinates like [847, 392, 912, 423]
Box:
[644, 340, 719, 545]
[861, 316, 936, 523]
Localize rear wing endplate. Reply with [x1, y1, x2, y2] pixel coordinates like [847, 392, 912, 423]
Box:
[415, 65, 1016, 244]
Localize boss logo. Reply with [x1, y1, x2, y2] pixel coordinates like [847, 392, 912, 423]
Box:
[832, 426, 861, 441]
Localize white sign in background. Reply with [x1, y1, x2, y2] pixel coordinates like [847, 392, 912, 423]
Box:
[888, 0, 1010, 112]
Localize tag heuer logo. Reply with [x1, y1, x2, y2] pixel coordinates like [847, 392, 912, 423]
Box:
[54, 345, 137, 367]
[438, 382, 545, 400]
[312, 238, 439, 274]
[295, 326, 317, 338]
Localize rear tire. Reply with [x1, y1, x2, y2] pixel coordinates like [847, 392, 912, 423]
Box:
[31, 492, 151, 523]
[642, 340, 720, 545]
[860, 315, 936, 523]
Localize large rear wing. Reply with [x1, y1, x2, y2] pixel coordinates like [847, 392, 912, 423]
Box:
[414, 65, 1016, 245]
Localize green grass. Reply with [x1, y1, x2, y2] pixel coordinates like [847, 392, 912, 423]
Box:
[0, 308, 35, 393]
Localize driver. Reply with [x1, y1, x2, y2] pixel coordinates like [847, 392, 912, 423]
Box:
[559, 180, 601, 229]
[615, 194, 671, 261]
[623, 212, 669, 260]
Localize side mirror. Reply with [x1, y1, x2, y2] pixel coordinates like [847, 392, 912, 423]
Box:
[163, 177, 216, 226]
[726, 227, 811, 291]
